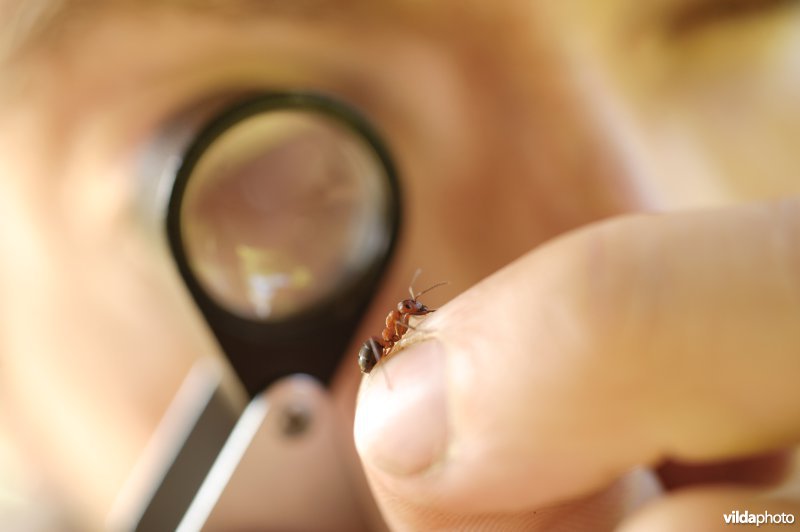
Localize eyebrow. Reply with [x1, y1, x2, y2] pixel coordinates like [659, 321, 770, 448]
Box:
[0, 0, 356, 65]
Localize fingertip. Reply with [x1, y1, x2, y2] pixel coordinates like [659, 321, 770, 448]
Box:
[354, 340, 449, 477]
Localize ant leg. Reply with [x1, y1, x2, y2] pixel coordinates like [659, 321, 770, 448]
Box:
[368, 337, 382, 366]
[395, 320, 418, 332]
[369, 337, 392, 389]
[396, 316, 439, 338]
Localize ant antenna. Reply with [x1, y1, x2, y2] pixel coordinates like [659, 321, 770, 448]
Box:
[408, 269, 447, 301]
[414, 281, 448, 300]
[408, 268, 423, 299]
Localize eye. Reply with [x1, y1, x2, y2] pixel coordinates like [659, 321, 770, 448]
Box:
[169, 94, 398, 321]
[668, 0, 796, 35]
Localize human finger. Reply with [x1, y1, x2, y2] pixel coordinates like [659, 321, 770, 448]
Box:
[367, 468, 660, 532]
[354, 199, 800, 521]
[618, 486, 800, 532]
[656, 450, 793, 491]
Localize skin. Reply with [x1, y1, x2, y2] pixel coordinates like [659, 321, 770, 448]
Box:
[1, 0, 800, 529]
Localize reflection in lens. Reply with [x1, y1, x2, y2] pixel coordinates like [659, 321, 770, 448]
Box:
[180, 108, 391, 321]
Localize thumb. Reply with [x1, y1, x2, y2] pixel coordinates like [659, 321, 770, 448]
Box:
[354, 232, 655, 519]
[353, 333, 662, 530]
[354, 201, 800, 525]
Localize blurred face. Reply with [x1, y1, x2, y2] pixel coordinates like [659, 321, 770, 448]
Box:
[1, 0, 799, 526]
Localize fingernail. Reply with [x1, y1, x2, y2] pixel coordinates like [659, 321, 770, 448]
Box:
[354, 340, 448, 476]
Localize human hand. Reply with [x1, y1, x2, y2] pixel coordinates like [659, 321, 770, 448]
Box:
[354, 200, 800, 530]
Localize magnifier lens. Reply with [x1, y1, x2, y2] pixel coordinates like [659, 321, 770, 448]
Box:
[180, 108, 390, 321]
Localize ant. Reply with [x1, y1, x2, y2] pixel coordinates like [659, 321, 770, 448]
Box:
[358, 270, 446, 374]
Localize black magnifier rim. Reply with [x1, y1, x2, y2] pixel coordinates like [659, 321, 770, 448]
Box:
[166, 92, 401, 345]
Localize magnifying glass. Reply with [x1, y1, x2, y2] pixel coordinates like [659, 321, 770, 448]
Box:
[124, 93, 399, 530]
[166, 93, 401, 395]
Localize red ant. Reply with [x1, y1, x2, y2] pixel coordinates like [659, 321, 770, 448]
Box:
[359, 270, 446, 374]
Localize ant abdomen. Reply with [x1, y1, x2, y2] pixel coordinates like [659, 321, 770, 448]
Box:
[359, 337, 383, 374]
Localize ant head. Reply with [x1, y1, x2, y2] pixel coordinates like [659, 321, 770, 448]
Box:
[397, 298, 431, 315]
